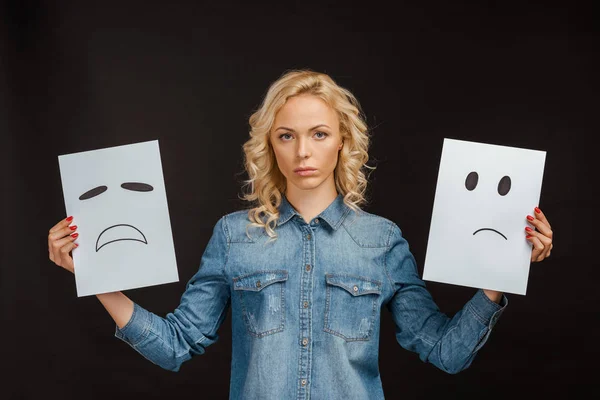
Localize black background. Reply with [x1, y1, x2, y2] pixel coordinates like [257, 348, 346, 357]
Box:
[1, 1, 596, 399]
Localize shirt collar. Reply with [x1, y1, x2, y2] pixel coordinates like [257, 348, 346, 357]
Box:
[277, 193, 351, 230]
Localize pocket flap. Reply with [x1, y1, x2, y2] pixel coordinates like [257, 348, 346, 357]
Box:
[325, 274, 382, 296]
[233, 270, 288, 292]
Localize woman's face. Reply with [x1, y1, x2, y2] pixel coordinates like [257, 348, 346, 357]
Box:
[270, 94, 343, 194]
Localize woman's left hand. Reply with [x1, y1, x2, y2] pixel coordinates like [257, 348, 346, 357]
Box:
[526, 207, 553, 262]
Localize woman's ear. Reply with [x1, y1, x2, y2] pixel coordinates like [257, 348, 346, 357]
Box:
[338, 141, 344, 150]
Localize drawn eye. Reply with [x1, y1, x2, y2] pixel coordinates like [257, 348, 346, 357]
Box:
[498, 176, 511, 196]
[465, 171, 478, 191]
[121, 182, 154, 192]
[79, 186, 107, 200]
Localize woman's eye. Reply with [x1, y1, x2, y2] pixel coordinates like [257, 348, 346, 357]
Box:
[279, 133, 293, 140]
[315, 131, 328, 139]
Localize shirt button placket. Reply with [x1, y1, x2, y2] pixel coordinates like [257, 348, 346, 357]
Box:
[298, 226, 313, 398]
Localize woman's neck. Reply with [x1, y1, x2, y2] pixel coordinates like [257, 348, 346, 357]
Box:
[284, 185, 338, 224]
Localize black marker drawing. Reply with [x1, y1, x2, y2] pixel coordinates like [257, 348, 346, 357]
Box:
[465, 172, 510, 240]
[96, 224, 148, 252]
[79, 186, 108, 200]
[79, 182, 154, 200]
[472, 228, 508, 240]
[77, 182, 155, 251]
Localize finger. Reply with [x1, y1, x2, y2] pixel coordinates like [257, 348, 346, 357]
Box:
[48, 224, 77, 265]
[51, 233, 78, 265]
[58, 241, 78, 273]
[533, 207, 551, 230]
[526, 235, 545, 262]
[48, 223, 78, 242]
[526, 213, 553, 241]
[49, 216, 74, 234]
[524, 226, 552, 248]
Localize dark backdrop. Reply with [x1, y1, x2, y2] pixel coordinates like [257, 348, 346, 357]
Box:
[1, 1, 596, 399]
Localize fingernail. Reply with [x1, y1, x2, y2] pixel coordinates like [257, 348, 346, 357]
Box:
[526, 215, 534, 221]
[71, 233, 78, 238]
[69, 225, 77, 231]
[525, 227, 533, 232]
[66, 216, 73, 222]
[535, 207, 541, 214]
[526, 235, 532, 239]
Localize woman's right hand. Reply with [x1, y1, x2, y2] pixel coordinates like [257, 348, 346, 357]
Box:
[48, 216, 79, 274]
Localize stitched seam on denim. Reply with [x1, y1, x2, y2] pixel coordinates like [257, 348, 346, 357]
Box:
[130, 310, 152, 347]
[466, 302, 488, 326]
[479, 289, 504, 311]
[474, 327, 490, 352]
[325, 273, 383, 295]
[438, 309, 464, 371]
[323, 284, 378, 342]
[342, 223, 388, 248]
[197, 215, 233, 344]
[119, 301, 138, 333]
[416, 331, 436, 347]
[238, 281, 285, 338]
[232, 269, 288, 292]
[382, 222, 396, 294]
[332, 206, 352, 230]
[326, 282, 381, 296]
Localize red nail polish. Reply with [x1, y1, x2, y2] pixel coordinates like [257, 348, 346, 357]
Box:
[70, 225, 77, 230]
[526, 215, 534, 221]
[66, 216, 73, 222]
[526, 235, 532, 239]
[535, 207, 541, 214]
[525, 227, 532, 232]
[71, 233, 78, 238]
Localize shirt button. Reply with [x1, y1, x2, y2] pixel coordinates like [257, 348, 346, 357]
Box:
[314, 218, 319, 224]
[306, 234, 311, 240]
[301, 379, 307, 386]
[256, 281, 262, 288]
[305, 264, 311, 272]
[303, 301, 309, 308]
[353, 285, 359, 292]
[302, 338, 308, 346]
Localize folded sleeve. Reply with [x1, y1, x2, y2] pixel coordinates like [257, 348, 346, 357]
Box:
[384, 222, 507, 374]
[114, 215, 232, 372]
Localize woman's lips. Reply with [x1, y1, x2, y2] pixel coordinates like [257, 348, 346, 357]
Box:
[295, 169, 317, 176]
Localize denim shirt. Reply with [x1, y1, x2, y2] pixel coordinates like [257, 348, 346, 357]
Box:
[115, 193, 507, 399]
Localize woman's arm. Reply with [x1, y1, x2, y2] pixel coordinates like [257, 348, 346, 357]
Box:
[97, 291, 134, 329]
[384, 223, 507, 375]
[113, 216, 232, 372]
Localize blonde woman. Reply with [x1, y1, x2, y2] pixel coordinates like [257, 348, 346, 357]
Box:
[48, 69, 554, 399]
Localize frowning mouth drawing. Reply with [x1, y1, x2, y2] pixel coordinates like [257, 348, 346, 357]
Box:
[96, 224, 148, 252]
[473, 228, 507, 240]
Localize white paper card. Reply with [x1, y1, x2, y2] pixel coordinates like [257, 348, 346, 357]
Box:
[422, 138, 546, 295]
[58, 140, 179, 297]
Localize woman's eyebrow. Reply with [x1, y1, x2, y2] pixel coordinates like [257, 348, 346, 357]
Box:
[275, 124, 330, 132]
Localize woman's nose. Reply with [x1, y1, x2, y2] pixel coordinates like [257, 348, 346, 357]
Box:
[297, 137, 311, 158]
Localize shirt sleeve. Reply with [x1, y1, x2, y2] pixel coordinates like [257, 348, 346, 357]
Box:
[384, 222, 508, 374]
[114, 215, 232, 372]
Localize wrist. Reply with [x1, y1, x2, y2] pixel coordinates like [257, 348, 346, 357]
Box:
[483, 289, 502, 304]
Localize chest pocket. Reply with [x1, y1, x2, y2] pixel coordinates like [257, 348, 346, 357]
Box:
[233, 270, 288, 338]
[324, 273, 382, 341]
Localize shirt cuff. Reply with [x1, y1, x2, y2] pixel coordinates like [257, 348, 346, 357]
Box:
[114, 302, 152, 346]
[467, 289, 508, 328]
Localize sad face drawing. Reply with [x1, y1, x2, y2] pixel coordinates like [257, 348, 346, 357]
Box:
[58, 140, 179, 297]
[423, 138, 546, 295]
[78, 182, 154, 252]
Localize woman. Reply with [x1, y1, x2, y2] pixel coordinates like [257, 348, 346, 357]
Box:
[48, 69, 553, 399]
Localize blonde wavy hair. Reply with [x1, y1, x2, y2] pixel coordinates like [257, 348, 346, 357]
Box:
[240, 69, 375, 241]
